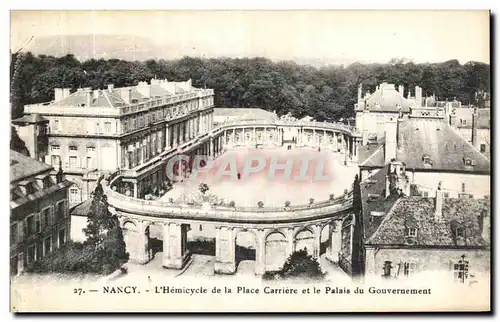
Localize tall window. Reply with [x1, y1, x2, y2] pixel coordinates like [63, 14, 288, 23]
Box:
[96, 122, 101, 133]
[59, 228, 66, 247]
[86, 156, 92, 169]
[10, 223, 17, 245]
[26, 215, 35, 235]
[480, 144, 486, 153]
[453, 256, 469, 283]
[54, 120, 60, 131]
[56, 201, 65, 221]
[69, 156, 78, 168]
[27, 244, 36, 265]
[104, 121, 111, 133]
[43, 236, 52, 256]
[69, 188, 80, 204]
[42, 208, 50, 228]
[402, 262, 417, 277]
[51, 155, 60, 167]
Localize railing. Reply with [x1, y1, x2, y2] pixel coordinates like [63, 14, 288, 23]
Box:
[215, 119, 360, 136]
[104, 172, 353, 222]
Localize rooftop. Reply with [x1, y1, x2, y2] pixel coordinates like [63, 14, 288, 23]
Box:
[358, 118, 490, 173]
[357, 83, 412, 113]
[10, 150, 52, 182]
[213, 108, 278, 122]
[365, 196, 490, 248]
[11, 114, 49, 124]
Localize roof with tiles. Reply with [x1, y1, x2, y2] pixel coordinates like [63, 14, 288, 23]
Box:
[365, 196, 490, 248]
[49, 79, 197, 108]
[359, 166, 401, 240]
[359, 118, 490, 173]
[12, 114, 49, 124]
[359, 83, 412, 113]
[10, 150, 53, 183]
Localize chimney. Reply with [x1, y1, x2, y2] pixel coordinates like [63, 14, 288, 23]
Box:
[121, 88, 132, 104]
[84, 88, 92, 107]
[35, 175, 46, 190]
[434, 182, 443, 220]
[398, 85, 404, 96]
[407, 90, 411, 99]
[63, 88, 71, 99]
[357, 83, 363, 102]
[362, 129, 368, 146]
[384, 117, 398, 164]
[480, 210, 490, 244]
[107, 84, 114, 92]
[471, 106, 478, 148]
[54, 88, 63, 102]
[93, 89, 100, 100]
[137, 81, 151, 98]
[415, 86, 422, 107]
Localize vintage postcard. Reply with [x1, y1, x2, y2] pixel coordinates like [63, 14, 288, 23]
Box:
[9, 10, 491, 312]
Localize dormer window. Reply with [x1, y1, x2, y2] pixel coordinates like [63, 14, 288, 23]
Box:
[407, 228, 418, 238]
[454, 227, 465, 238]
[463, 157, 475, 167]
[460, 119, 467, 126]
[422, 155, 432, 165]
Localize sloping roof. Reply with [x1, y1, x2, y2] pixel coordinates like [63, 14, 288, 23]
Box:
[12, 114, 49, 124]
[70, 199, 93, 217]
[359, 118, 490, 173]
[361, 83, 411, 113]
[213, 108, 278, 122]
[477, 109, 490, 129]
[366, 197, 490, 248]
[10, 150, 52, 182]
[359, 166, 401, 239]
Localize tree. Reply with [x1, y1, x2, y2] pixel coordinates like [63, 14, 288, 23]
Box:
[10, 126, 29, 156]
[84, 181, 129, 271]
[351, 174, 364, 277]
[271, 249, 325, 281]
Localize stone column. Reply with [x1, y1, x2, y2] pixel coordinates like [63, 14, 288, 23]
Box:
[253, 127, 256, 144]
[334, 133, 338, 151]
[364, 247, 376, 277]
[255, 229, 266, 275]
[323, 130, 327, 147]
[133, 181, 138, 198]
[162, 222, 190, 269]
[132, 221, 151, 264]
[232, 130, 236, 147]
[326, 220, 342, 263]
[214, 226, 236, 274]
[286, 228, 294, 257]
[312, 224, 321, 259]
[172, 124, 177, 147]
[209, 137, 214, 157]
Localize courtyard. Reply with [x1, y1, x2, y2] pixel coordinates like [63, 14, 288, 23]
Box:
[161, 146, 359, 208]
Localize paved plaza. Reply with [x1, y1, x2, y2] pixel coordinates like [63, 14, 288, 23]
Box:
[162, 147, 359, 207]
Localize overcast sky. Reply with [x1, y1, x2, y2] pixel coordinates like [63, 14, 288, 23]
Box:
[10, 10, 490, 65]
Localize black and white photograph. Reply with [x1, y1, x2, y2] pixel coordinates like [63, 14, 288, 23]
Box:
[8, 9, 491, 312]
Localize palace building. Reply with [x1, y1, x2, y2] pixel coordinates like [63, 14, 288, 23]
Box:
[449, 106, 490, 158]
[354, 160, 490, 282]
[357, 103, 490, 200]
[10, 150, 73, 275]
[19, 79, 215, 207]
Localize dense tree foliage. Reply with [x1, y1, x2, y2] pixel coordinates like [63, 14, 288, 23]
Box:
[30, 182, 129, 275]
[11, 53, 490, 122]
[262, 249, 325, 281]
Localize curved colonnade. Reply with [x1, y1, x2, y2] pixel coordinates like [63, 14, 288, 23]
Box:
[103, 119, 360, 275]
